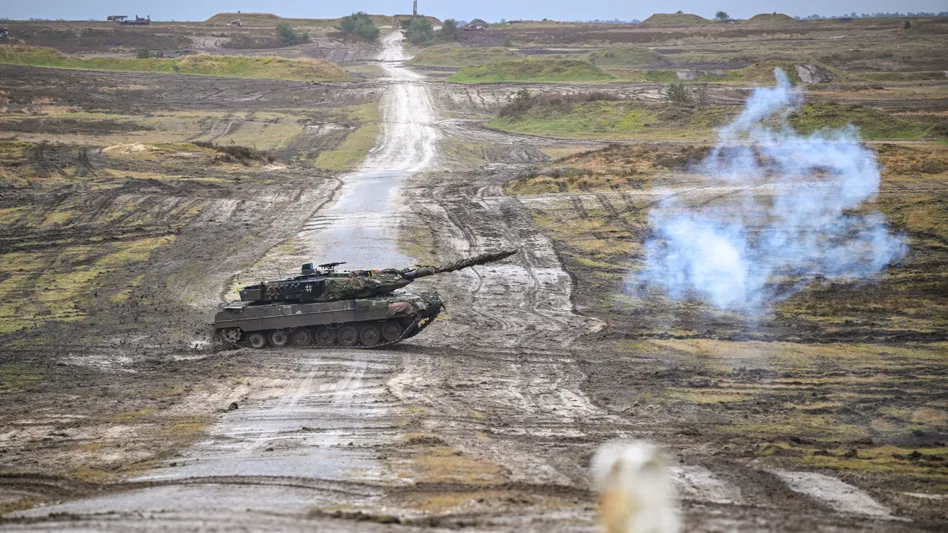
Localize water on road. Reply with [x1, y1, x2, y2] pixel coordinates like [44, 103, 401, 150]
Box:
[301, 31, 437, 269]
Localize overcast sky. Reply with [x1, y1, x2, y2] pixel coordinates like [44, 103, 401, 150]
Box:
[4, 0, 946, 22]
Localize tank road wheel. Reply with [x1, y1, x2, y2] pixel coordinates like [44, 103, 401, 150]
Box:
[360, 325, 381, 347]
[269, 330, 290, 348]
[381, 321, 403, 343]
[337, 325, 359, 347]
[315, 327, 336, 346]
[247, 332, 267, 349]
[220, 328, 242, 345]
[291, 328, 312, 347]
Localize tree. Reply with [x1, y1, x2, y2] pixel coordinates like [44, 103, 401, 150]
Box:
[440, 18, 459, 41]
[277, 22, 309, 46]
[339, 11, 380, 41]
[714, 11, 730, 21]
[403, 16, 435, 45]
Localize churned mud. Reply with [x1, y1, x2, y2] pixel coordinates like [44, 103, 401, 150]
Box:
[0, 26, 945, 533]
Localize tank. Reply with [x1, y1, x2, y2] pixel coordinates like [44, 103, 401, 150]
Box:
[214, 249, 517, 349]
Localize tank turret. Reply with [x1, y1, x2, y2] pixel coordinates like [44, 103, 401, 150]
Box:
[239, 248, 517, 305]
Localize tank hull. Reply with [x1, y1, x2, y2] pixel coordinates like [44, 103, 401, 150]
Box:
[214, 291, 443, 348]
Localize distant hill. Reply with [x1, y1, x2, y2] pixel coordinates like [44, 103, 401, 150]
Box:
[642, 13, 711, 26]
[746, 13, 796, 24]
[205, 12, 438, 28]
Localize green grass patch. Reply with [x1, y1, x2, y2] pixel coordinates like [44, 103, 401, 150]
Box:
[408, 44, 523, 68]
[789, 102, 939, 140]
[586, 46, 667, 69]
[313, 102, 380, 170]
[858, 71, 948, 82]
[0, 46, 350, 82]
[448, 59, 613, 83]
[604, 69, 682, 82]
[490, 101, 654, 137]
[0, 364, 44, 394]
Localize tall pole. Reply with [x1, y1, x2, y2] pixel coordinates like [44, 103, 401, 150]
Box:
[413, 0, 418, 17]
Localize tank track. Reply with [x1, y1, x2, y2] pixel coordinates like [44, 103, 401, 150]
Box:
[218, 315, 437, 350]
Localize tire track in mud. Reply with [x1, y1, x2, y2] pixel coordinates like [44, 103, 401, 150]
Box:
[395, 175, 617, 487]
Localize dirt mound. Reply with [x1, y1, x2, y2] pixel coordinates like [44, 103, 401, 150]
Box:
[747, 13, 796, 24]
[642, 13, 711, 26]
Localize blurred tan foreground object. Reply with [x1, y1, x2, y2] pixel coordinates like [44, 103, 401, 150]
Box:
[590, 440, 682, 533]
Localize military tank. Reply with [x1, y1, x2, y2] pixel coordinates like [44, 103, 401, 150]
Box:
[215, 249, 517, 349]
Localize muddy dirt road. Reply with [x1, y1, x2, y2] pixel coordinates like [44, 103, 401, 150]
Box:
[302, 31, 437, 269]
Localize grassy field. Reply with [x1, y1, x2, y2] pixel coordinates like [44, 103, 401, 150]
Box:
[448, 59, 613, 83]
[0, 46, 350, 82]
[488, 95, 944, 141]
[408, 44, 524, 67]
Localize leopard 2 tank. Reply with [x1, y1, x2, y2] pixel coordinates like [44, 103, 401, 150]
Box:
[214, 249, 517, 348]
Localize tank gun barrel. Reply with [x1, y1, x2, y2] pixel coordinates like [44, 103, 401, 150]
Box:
[403, 248, 518, 280]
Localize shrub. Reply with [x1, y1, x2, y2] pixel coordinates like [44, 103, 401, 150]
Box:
[715, 11, 730, 21]
[440, 19, 459, 41]
[136, 48, 152, 59]
[403, 16, 435, 45]
[665, 82, 688, 103]
[339, 12, 380, 41]
[277, 23, 309, 46]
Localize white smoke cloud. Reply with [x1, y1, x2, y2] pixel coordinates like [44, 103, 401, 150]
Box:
[635, 69, 907, 312]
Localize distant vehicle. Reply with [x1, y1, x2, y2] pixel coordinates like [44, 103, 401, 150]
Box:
[228, 19, 242, 26]
[0, 28, 8, 39]
[107, 15, 128, 22]
[121, 15, 151, 26]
